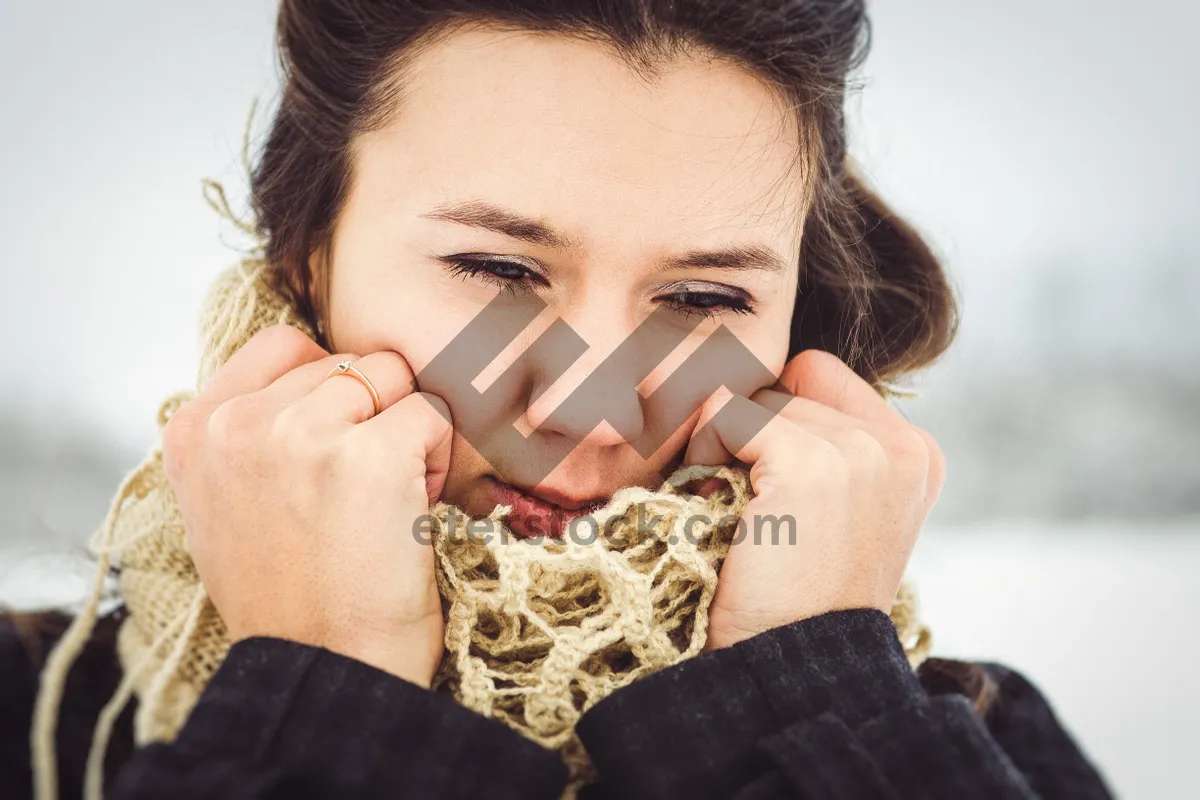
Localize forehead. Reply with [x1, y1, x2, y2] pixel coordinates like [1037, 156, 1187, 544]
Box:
[353, 24, 807, 260]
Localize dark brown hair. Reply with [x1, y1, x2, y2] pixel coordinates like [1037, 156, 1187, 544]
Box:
[250, 0, 958, 390]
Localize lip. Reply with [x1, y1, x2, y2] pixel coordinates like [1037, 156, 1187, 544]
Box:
[483, 476, 608, 540]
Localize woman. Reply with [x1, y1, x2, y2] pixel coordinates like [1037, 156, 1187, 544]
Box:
[2, 1, 1113, 798]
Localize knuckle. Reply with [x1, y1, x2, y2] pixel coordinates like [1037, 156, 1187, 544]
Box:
[339, 428, 388, 470]
[161, 409, 195, 480]
[796, 348, 841, 369]
[801, 433, 851, 485]
[271, 403, 333, 465]
[376, 393, 452, 445]
[270, 402, 310, 444]
[414, 392, 453, 432]
[374, 349, 415, 379]
[887, 425, 936, 486]
[837, 427, 887, 467]
[749, 471, 790, 502]
[161, 406, 190, 452]
[206, 396, 256, 452]
[791, 349, 850, 381]
[917, 427, 948, 490]
[894, 425, 931, 459]
[254, 323, 316, 356]
[330, 350, 363, 365]
[702, 387, 733, 413]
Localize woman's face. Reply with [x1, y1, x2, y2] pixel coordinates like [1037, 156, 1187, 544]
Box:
[322, 24, 806, 537]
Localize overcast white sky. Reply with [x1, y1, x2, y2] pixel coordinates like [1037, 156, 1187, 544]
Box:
[1, 0, 1197, 444]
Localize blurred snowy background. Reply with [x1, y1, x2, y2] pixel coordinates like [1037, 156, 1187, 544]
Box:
[0, 1, 1196, 796]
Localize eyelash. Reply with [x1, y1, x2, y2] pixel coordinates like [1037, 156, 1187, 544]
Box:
[442, 257, 754, 319]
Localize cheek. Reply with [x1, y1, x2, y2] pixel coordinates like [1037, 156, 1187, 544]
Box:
[328, 272, 529, 468]
[637, 317, 791, 407]
[325, 245, 474, 369]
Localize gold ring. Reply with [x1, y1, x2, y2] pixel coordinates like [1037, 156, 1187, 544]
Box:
[324, 359, 382, 417]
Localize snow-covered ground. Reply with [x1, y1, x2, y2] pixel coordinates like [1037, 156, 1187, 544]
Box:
[908, 521, 1200, 799]
[4, 520, 1197, 798]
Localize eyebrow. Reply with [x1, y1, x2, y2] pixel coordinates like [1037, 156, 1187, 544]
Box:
[421, 200, 583, 250]
[660, 244, 788, 274]
[421, 199, 788, 273]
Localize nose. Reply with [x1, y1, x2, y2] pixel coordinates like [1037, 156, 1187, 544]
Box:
[521, 310, 645, 448]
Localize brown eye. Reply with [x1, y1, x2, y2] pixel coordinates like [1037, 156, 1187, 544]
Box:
[442, 256, 549, 294]
[659, 290, 753, 320]
[484, 261, 528, 280]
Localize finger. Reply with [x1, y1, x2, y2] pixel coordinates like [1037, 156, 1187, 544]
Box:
[257, 353, 361, 406]
[198, 325, 328, 413]
[684, 388, 833, 468]
[258, 348, 414, 409]
[685, 391, 817, 467]
[361, 392, 454, 505]
[914, 426, 947, 507]
[750, 387, 860, 429]
[682, 387, 736, 467]
[760, 386, 943, 505]
[687, 387, 855, 466]
[293, 351, 419, 425]
[778, 350, 902, 426]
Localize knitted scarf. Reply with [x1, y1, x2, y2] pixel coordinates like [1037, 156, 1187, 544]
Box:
[29, 186, 931, 800]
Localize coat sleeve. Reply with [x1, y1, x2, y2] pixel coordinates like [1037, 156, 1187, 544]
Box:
[575, 609, 1114, 799]
[108, 637, 567, 800]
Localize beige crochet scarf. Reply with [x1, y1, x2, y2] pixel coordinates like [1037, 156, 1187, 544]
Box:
[29, 192, 931, 800]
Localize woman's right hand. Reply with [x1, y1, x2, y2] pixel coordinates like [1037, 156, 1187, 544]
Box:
[161, 324, 453, 688]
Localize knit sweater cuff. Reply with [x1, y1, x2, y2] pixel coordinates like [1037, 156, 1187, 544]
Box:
[575, 608, 924, 796]
[173, 637, 567, 798]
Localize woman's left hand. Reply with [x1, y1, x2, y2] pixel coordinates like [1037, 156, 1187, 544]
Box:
[684, 350, 946, 651]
